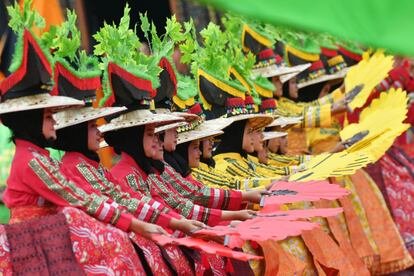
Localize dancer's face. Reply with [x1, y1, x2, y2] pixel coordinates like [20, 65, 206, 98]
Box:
[257, 143, 269, 164]
[153, 132, 164, 160]
[289, 78, 298, 99]
[271, 76, 283, 97]
[42, 108, 57, 140]
[164, 128, 178, 152]
[202, 137, 214, 159]
[143, 124, 157, 158]
[242, 122, 255, 153]
[252, 130, 264, 152]
[188, 140, 201, 168]
[268, 137, 281, 153]
[87, 120, 101, 152]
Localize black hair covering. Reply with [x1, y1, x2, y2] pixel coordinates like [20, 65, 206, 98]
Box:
[297, 80, 343, 103]
[282, 81, 291, 99]
[163, 142, 191, 177]
[54, 122, 100, 162]
[297, 82, 326, 102]
[104, 125, 154, 175]
[214, 120, 247, 157]
[1, 109, 52, 148]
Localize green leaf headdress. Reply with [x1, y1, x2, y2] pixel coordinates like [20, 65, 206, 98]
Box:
[1, 0, 53, 98]
[41, 10, 101, 102]
[138, 13, 189, 109]
[0, 1, 83, 115]
[93, 4, 162, 107]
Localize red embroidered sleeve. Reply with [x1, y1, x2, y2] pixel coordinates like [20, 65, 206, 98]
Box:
[162, 164, 242, 210]
[26, 154, 133, 231]
[72, 162, 174, 228]
[148, 173, 222, 226]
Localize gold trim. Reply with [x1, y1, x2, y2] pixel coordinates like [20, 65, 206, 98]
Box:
[198, 68, 246, 99]
[328, 55, 345, 67]
[199, 90, 212, 110]
[285, 45, 320, 65]
[173, 95, 195, 109]
[242, 24, 273, 52]
[228, 67, 251, 94]
[254, 83, 273, 98]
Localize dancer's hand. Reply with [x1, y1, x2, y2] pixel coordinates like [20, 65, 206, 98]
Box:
[170, 218, 206, 235]
[130, 219, 169, 239]
[242, 190, 270, 204]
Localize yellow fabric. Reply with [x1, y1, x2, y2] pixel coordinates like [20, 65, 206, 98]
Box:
[302, 104, 332, 128]
[267, 153, 311, 167]
[276, 97, 333, 128]
[350, 170, 414, 274]
[280, 237, 317, 275]
[316, 89, 344, 106]
[213, 153, 281, 190]
[306, 125, 341, 154]
[192, 162, 241, 190]
[246, 155, 291, 176]
[286, 128, 309, 155]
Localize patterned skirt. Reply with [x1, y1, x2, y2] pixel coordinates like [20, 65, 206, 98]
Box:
[0, 206, 185, 275]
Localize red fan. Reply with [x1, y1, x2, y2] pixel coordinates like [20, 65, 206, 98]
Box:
[195, 219, 318, 241]
[151, 235, 263, 261]
[194, 208, 343, 244]
[262, 180, 350, 207]
[257, 207, 343, 218]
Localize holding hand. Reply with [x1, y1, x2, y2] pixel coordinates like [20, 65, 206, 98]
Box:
[130, 219, 170, 239]
[170, 218, 207, 235]
[242, 190, 270, 204]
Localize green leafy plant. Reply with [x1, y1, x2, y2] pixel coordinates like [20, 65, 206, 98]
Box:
[7, 0, 45, 33]
[6, 0, 50, 72]
[138, 12, 187, 73]
[41, 10, 99, 77]
[177, 73, 198, 101]
[93, 4, 164, 106]
[255, 75, 276, 91]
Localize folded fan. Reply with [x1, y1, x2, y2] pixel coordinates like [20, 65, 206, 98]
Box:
[151, 235, 263, 261]
[193, 207, 343, 243]
[261, 180, 349, 206]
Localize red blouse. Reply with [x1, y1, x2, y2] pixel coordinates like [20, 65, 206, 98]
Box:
[162, 162, 243, 210]
[3, 139, 133, 231]
[61, 152, 175, 228]
[111, 153, 223, 226]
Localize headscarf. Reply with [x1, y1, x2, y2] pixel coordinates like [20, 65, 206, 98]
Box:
[214, 120, 247, 157]
[297, 82, 326, 102]
[104, 126, 154, 175]
[54, 122, 100, 162]
[282, 80, 291, 99]
[297, 80, 343, 102]
[163, 142, 191, 177]
[1, 109, 52, 148]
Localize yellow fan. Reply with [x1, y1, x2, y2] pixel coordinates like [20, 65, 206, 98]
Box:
[354, 124, 410, 162]
[340, 88, 408, 141]
[289, 151, 372, 181]
[344, 51, 394, 110]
